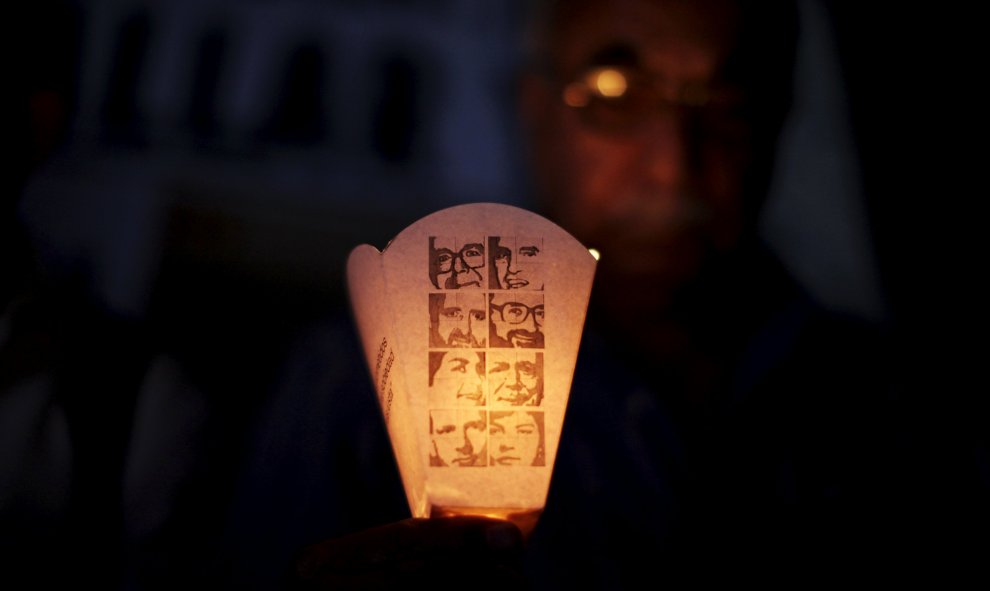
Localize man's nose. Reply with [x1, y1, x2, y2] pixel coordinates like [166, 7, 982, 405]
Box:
[499, 444, 514, 452]
[457, 439, 473, 454]
[452, 255, 467, 273]
[639, 107, 692, 195]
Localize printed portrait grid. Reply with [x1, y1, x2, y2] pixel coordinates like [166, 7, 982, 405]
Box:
[427, 235, 547, 468]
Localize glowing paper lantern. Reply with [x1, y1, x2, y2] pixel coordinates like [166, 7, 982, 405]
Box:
[347, 203, 596, 535]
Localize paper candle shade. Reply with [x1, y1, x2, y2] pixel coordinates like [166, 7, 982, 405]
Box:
[347, 203, 596, 535]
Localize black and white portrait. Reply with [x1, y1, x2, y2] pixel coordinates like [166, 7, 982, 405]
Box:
[429, 292, 486, 348]
[488, 411, 545, 466]
[487, 350, 543, 407]
[429, 236, 485, 289]
[428, 350, 485, 407]
[429, 409, 487, 467]
[489, 236, 545, 290]
[489, 292, 544, 348]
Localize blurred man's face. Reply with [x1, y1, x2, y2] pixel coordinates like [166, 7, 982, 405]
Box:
[526, 0, 753, 296]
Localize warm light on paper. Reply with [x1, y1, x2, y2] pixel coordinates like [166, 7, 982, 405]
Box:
[346, 203, 596, 535]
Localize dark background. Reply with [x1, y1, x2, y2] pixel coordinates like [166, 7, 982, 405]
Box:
[2, 0, 977, 588]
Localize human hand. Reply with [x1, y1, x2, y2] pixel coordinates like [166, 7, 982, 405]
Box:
[293, 517, 525, 590]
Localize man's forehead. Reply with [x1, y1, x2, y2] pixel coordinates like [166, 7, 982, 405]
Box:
[548, 0, 739, 80]
[495, 412, 537, 426]
[490, 292, 542, 306]
[490, 350, 539, 363]
[434, 409, 482, 420]
[432, 236, 483, 251]
[510, 236, 543, 252]
[514, 351, 540, 364]
[446, 292, 485, 308]
[432, 409, 457, 422]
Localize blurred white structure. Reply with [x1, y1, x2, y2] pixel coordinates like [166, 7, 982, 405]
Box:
[22, 0, 883, 322]
[23, 0, 527, 316]
[762, 0, 885, 321]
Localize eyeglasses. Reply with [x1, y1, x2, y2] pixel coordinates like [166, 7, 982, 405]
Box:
[561, 66, 749, 135]
[435, 243, 485, 273]
[491, 302, 544, 326]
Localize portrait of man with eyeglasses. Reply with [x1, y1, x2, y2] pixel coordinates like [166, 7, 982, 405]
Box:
[489, 292, 544, 348]
[428, 236, 485, 289]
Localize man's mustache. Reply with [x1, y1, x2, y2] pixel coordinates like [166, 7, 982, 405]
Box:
[507, 329, 544, 347]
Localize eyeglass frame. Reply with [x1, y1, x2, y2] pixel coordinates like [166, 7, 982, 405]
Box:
[490, 301, 545, 327]
[554, 64, 752, 135]
[435, 243, 486, 274]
